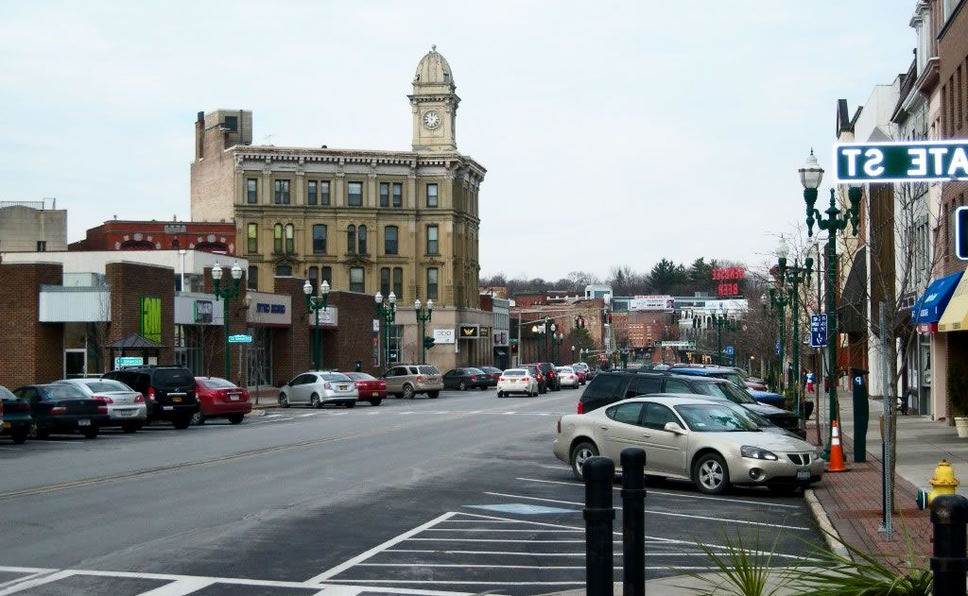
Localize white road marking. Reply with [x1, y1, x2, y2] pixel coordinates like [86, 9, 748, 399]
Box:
[0, 570, 76, 596]
[516, 477, 801, 509]
[298, 413, 317, 418]
[305, 511, 457, 584]
[0, 570, 55, 591]
[135, 577, 215, 595]
[422, 528, 582, 533]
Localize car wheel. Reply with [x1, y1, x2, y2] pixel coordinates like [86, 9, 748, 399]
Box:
[693, 452, 730, 495]
[172, 416, 192, 430]
[570, 441, 599, 481]
[531, 388, 538, 397]
[11, 429, 27, 444]
[480, 386, 487, 391]
[29, 422, 49, 440]
[402, 384, 415, 399]
[458, 381, 467, 391]
[345, 401, 356, 409]
[227, 413, 245, 425]
[497, 391, 504, 398]
[427, 390, 439, 399]
[81, 427, 99, 439]
[279, 393, 290, 408]
[191, 411, 205, 426]
[121, 422, 139, 433]
[310, 394, 321, 409]
[369, 398, 382, 407]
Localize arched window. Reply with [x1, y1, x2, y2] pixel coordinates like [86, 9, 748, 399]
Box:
[285, 224, 294, 254]
[358, 225, 367, 254]
[347, 225, 356, 254]
[273, 224, 283, 254]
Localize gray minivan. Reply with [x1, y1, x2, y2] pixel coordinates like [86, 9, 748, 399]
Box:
[381, 364, 443, 399]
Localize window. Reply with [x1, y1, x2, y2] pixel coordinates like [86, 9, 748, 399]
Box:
[350, 267, 365, 293]
[347, 225, 356, 254]
[36, 240, 47, 252]
[247, 266, 258, 290]
[427, 183, 438, 208]
[274, 180, 291, 204]
[247, 223, 258, 253]
[392, 182, 402, 207]
[393, 267, 403, 298]
[606, 403, 643, 425]
[427, 267, 439, 300]
[427, 225, 439, 254]
[223, 115, 238, 131]
[276, 265, 292, 276]
[380, 267, 391, 296]
[308, 266, 318, 292]
[312, 224, 327, 254]
[246, 179, 258, 204]
[273, 224, 283, 253]
[384, 226, 398, 255]
[358, 225, 368, 254]
[379, 182, 389, 207]
[321, 266, 332, 284]
[643, 403, 680, 431]
[285, 223, 294, 254]
[321, 181, 331, 206]
[348, 181, 363, 206]
[307, 180, 317, 205]
[664, 379, 692, 394]
[628, 375, 661, 398]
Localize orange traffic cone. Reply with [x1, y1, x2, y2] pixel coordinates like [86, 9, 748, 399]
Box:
[827, 419, 848, 472]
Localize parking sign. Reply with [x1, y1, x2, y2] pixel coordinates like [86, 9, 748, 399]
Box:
[810, 314, 828, 348]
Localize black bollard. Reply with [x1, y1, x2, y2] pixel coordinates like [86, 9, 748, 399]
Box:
[621, 448, 646, 596]
[931, 494, 968, 596]
[583, 456, 615, 596]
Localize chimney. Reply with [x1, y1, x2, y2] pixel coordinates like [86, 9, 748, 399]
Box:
[195, 111, 205, 160]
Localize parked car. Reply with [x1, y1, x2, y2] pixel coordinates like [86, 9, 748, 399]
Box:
[56, 378, 147, 433]
[102, 365, 199, 429]
[556, 366, 580, 389]
[497, 368, 539, 397]
[670, 366, 791, 410]
[554, 395, 824, 494]
[278, 371, 359, 408]
[577, 371, 803, 437]
[525, 364, 548, 394]
[12, 383, 111, 439]
[344, 372, 387, 406]
[380, 364, 443, 399]
[530, 362, 561, 391]
[478, 366, 503, 388]
[571, 362, 590, 385]
[192, 377, 251, 424]
[443, 367, 490, 391]
[0, 385, 30, 444]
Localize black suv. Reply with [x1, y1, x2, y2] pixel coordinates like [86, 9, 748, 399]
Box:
[525, 364, 548, 394]
[103, 365, 199, 429]
[529, 362, 561, 391]
[577, 371, 803, 437]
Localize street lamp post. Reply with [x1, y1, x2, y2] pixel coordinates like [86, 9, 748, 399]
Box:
[552, 331, 563, 364]
[800, 149, 860, 459]
[712, 311, 736, 366]
[304, 279, 330, 371]
[374, 291, 397, 366]
[571, 345, 576, 363]
[212, 262, 243, 382]
[769, 285, 789, 392]
[415, 298, 434, 364]
[531, 324, 545, 361]
[776, 236, 813, 426]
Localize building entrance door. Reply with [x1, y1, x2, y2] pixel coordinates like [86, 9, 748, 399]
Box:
[65, 349, 86, 378]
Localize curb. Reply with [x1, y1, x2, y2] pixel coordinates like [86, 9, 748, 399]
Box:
[804, 488, 851, 560]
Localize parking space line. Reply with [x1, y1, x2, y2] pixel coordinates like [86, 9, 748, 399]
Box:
[0, 570, 76, 596]
[135, 577, 215, 595]
[422, 528, 582, 533]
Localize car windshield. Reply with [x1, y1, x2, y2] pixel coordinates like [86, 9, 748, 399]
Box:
[675, 404, 760, 432]
[198, 377, 236, 389]
[347, 372, 375, 381]
[503, 369, 527, 376]
[43, 384, 87, 400]
[321, 373, 352, 382]
[694, 381, 757, 404]
[418, 366, 439, 375]
[466, 368, 485, 375]
[714, 371, 747, 387]
[81, 380, 132, 392]
[0, 386, 17, 400]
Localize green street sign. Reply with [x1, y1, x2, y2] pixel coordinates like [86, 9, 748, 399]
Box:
[835, 141, 968, 183]
[228, 334, 253, 343]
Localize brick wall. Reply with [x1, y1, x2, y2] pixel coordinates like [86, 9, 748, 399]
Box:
[0, 263, 63, 388]
[322, 291, 380, 375]
[106, 262, 175, 365]
[939, 2, 968, 275]
[269, 276, 310, 385]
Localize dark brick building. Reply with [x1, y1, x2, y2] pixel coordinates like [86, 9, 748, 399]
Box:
[70, 219, 237, 254]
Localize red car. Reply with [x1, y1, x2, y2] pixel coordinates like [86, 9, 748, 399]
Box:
[345, 372, 386, 406]
[193, 377, 251, 425]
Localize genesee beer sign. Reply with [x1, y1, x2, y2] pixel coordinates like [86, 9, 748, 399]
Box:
[835, 141, 968, 183]
[711, 267, 744, 297]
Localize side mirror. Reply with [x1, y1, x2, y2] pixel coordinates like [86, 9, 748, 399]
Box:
[664, 421, 687, 435]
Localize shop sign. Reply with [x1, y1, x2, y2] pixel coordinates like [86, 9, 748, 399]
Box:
[479, 326, 491, 338]
[306, 307, 338, 327]
[433, 329, 456, 344]
[247, 292, 292, 327]
[629, 295, 675, 311]
[140, 296, 162, 343]
[194, 300, 213, 323]
[459, 325, 479, 338]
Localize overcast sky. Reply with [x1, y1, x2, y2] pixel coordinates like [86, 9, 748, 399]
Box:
[0, 1, 915, 280]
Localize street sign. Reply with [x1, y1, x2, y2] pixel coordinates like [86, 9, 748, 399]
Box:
[725, 345, 734, 356]
[655, 340, 696, 349]
[114, 356, 143, 369]
[228, 334, 253, 343]
[834, 140, 968, 183]
[810, 314, 828, 348]
[957, 206, 968, 261]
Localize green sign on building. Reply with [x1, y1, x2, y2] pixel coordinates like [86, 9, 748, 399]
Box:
[140, 296, 162, 343]
[835, 141, 968, 183]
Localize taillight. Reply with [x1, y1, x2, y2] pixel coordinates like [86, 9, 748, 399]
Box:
[50, 406, 67, 415]
[576, 402, 584, 414]
[97, 405, 108, 414]
[95, 395, 114, 404]
[13, 402, 29, 413]
[134, 395, 145, 403]
[147, 387, 156, 401]
[499, 377, 505, 382]
[324, 383, 332, 390]
[416, 375, 425, 382]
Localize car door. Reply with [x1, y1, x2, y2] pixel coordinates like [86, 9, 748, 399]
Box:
[382, 367, 401, 394]
[627, 375, 662, 399]
[290, 374, 311, 404]
[597, 402, 647, 464]
[442, 369, 457, 389]
[640, 402, 689, 478]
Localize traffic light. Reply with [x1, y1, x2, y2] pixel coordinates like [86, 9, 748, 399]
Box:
[423, 336, 435, 349]
[510, 339, 518, 353]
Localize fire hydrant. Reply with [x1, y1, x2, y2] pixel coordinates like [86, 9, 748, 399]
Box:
[916, 459, 960, 510]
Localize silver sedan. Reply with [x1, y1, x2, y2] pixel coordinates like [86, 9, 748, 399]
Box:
[278, 371, 359, 408]
[55, 378, 148, 432]
[553, 394, 824, 495]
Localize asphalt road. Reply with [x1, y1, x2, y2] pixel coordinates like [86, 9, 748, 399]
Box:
[0, 387, 824, 595]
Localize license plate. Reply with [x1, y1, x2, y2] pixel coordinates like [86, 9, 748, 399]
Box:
[2, 421, 10, 429]
[163, 406, 174, 411]
[371, 391, 379, 397]
[229, 394, 239, 401]
[172, 396, 182, 403]
[797, 469, 811, 481]
[78, 419, 91, 427]
[339, 385, 348, 391]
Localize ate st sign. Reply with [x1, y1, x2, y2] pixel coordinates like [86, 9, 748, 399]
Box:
[835, 141, 968, 183]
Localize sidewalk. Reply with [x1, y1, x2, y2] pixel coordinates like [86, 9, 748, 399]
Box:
[247, 385, 280, 409]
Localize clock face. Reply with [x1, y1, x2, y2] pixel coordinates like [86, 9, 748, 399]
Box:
[423, 111, 440, 130]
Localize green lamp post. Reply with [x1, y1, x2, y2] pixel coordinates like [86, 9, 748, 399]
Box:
[769, 284, 790, 392]
[800, 149, 860, 459]
[415, 298, 433, 364]
[212, 262, 243, 382]
[712, 310, 737, 366]
[776, 235, 813, 427]
[374, 291, 396, 366]
[304, 279, 330, 371]
[531, 323, 545, 361]
[551, 331, 563, 364]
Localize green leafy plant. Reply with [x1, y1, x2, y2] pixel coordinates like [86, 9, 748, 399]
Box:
[679, 530, 793, 596]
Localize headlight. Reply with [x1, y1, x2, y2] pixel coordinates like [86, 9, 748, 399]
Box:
[741, 445, 779, 461]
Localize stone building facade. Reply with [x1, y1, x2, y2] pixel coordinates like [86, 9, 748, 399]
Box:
[0, 200, 67, 252]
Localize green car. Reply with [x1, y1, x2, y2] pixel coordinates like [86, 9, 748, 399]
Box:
[1, 385, 31, 444]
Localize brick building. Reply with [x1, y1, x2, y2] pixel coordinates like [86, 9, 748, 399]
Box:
[70, 219, 237, 254]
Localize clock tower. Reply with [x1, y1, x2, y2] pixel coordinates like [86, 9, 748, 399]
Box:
[410, 46, 459, 152]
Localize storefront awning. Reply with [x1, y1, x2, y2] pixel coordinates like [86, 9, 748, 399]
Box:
[938, 269, 968, 333]
[912, 271, 964, 333]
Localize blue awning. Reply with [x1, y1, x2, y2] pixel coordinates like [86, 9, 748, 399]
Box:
[912, 271, 964, 325]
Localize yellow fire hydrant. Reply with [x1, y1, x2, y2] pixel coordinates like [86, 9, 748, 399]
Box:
[917, 459, 960, 510]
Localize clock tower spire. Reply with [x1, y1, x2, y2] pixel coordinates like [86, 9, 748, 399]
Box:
[410, 46, 459, 152]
